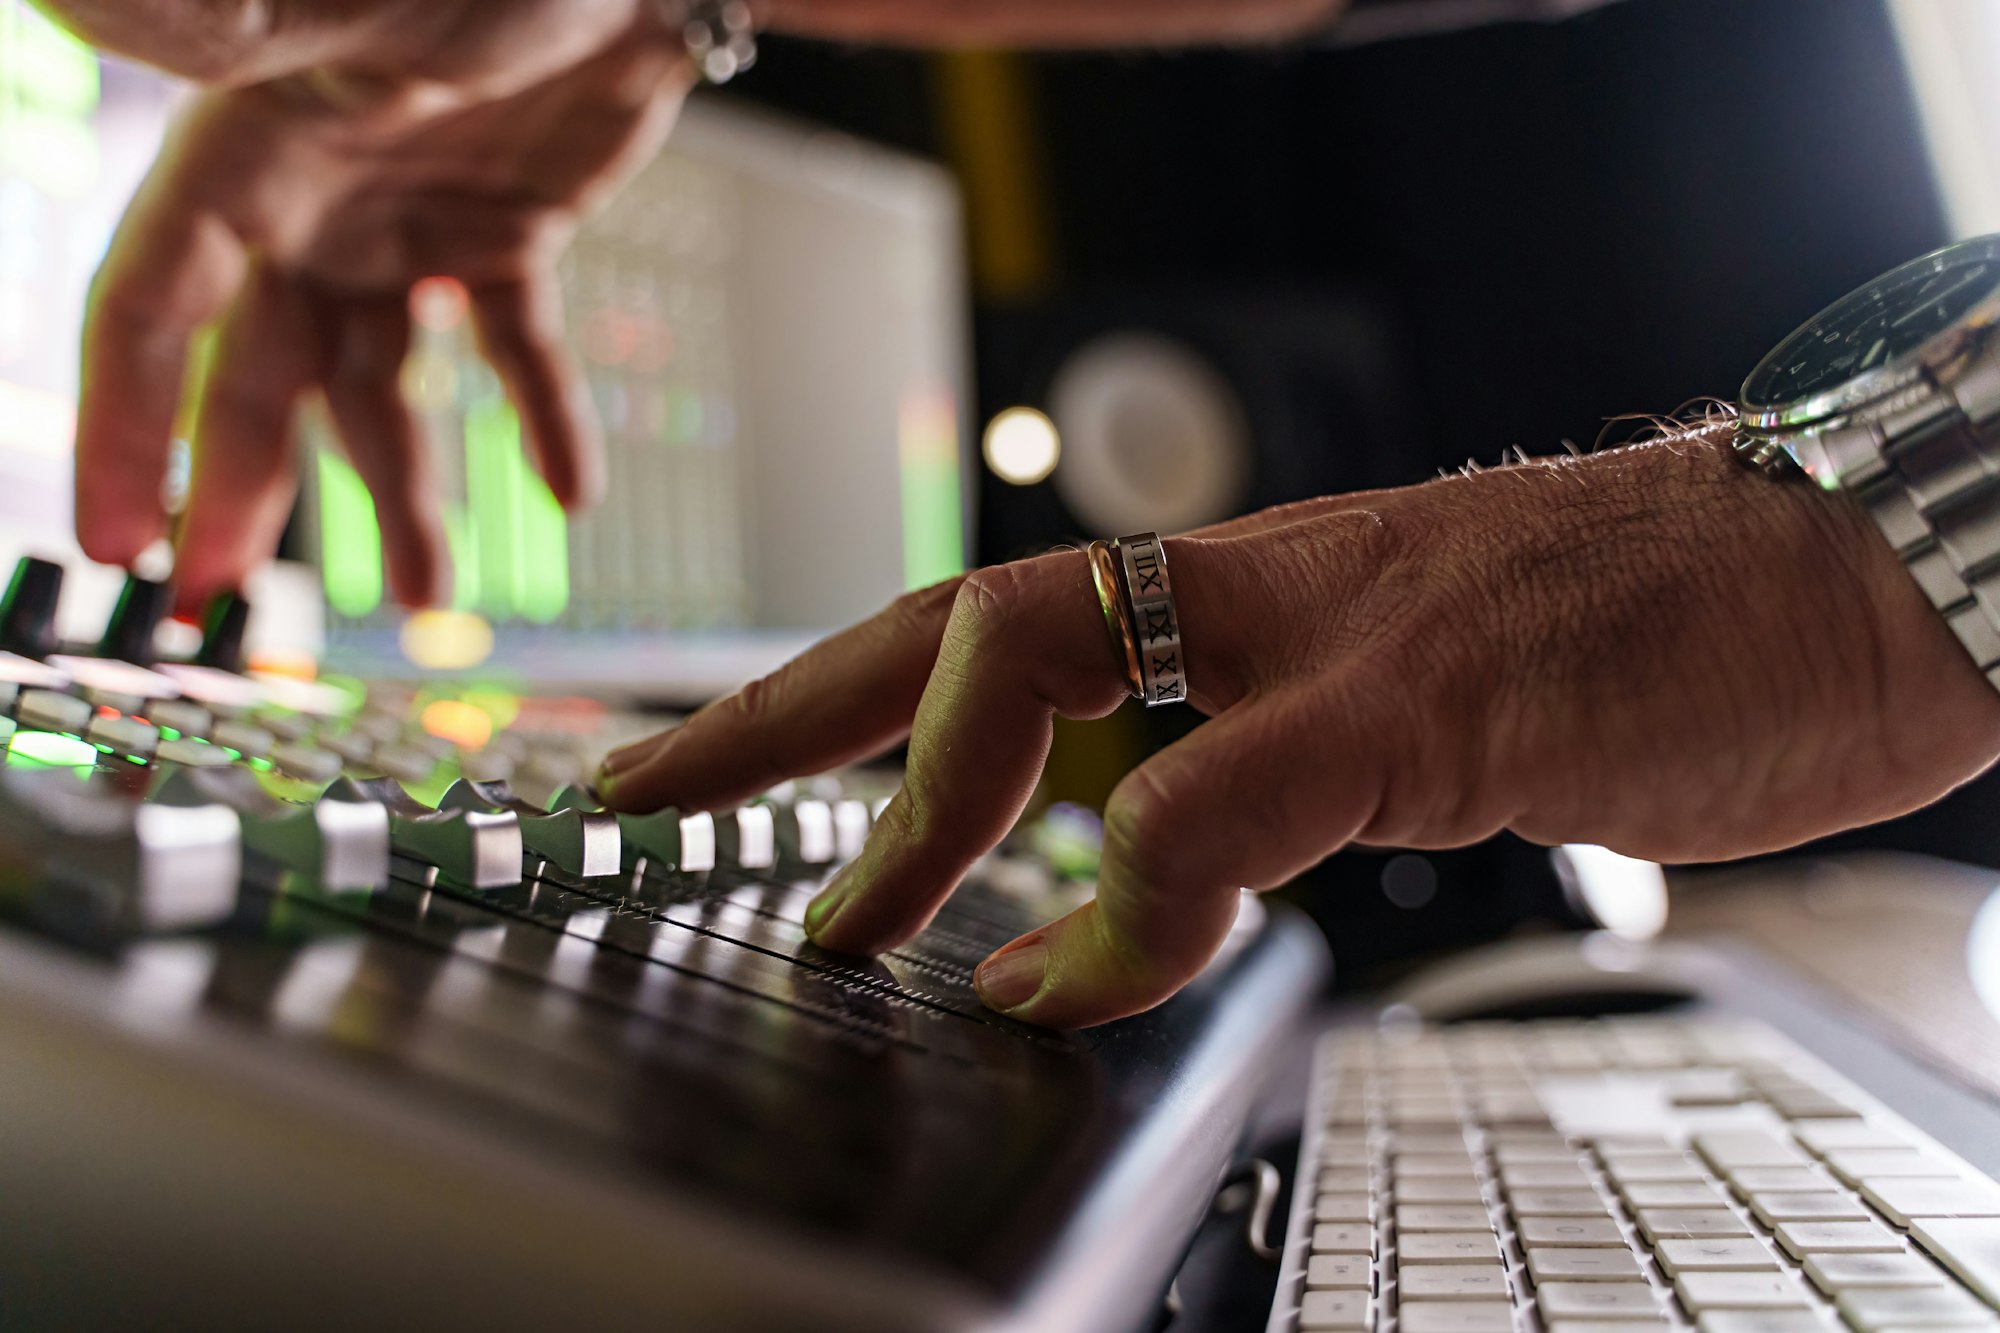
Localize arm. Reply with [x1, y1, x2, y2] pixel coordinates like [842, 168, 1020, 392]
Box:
[35, 0, 1348, 87]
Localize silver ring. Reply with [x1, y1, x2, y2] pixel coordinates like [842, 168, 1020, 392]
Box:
[1115, 532, 1188, 708]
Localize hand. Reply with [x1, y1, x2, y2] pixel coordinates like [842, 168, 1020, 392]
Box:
[595, 428, 2000, 1028]
[71, 0, 692, 610]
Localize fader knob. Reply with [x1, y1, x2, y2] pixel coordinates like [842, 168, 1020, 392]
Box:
[0, 556, 63, 659]
[196, 592, 250, 672]
[98, 574, 172, 666]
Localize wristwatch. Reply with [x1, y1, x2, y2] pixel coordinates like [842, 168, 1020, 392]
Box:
[1735, 233, 2000, 690]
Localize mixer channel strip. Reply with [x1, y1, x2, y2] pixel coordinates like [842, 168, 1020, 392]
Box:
[1270, 1018, 2000, 1333]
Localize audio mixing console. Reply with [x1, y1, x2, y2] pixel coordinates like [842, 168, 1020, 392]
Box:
[0, 553, 1328, 1333]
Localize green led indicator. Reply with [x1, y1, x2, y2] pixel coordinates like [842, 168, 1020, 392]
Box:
[318, 450, 384, 618]
[8, 731, 98, 768]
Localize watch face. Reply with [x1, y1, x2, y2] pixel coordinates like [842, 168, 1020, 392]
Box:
[1742, 235, 2000, 414]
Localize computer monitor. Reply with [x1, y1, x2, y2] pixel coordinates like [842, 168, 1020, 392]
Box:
[0, 5, 973, 702]
[308, 97, 973, 701]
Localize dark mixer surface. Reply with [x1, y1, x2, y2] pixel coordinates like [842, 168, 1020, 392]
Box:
[0, 559, 1329, 1332]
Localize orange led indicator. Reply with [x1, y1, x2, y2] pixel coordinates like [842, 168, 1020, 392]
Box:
[419, 699, 494, 752]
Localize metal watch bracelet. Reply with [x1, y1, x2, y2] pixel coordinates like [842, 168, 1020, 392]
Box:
[1771, 354, 2000, 691]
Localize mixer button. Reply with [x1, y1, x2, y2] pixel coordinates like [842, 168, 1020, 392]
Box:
[211, 720, 276, 759]
[778, 797, 837, 865]
[833, 798, 872, 862]
[271, 744, 343, 784]
[18, 689, 92, 735]
[156, 737, 234, 768]
[458, 748, 517, 783]
[369, 744, 436, 785]
[85, 714, 160, 759]
[716, 805, 777, 870]
[147, 700, 213, 738]
[555, 785, 715, 874]
[0, 767, 239, 935]
[155, 767, 388, 892]
[258, 711, 315, 743]
[317, 730, 374, 766]
[441, 779, 620, 878]
[332, 776, 521, 889]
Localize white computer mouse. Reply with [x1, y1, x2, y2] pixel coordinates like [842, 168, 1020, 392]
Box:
[1386, 932, 1717, 1023]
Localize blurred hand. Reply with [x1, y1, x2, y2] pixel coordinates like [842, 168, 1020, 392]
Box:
[597, 428, 2000, 1028]
[70, 0, 692, 610]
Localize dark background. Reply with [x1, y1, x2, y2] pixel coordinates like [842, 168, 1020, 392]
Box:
[726, 0, 1992, 978]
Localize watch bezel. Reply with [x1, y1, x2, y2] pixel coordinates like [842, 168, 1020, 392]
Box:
[1737, 234, 2000, 437]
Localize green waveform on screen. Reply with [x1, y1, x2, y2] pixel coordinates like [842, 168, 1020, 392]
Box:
[465, 400, 568, 623]
[317, 451, 383, 618]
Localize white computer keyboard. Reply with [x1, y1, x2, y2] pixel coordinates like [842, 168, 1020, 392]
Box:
[1267, 1016, 2000, 1333]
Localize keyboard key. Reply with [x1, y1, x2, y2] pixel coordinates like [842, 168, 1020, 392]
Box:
[1730, 1170, 1834, 1196]
[1316, 1194, 1374, 1223]
[1505, 1165, 1594, 1189]
[1549, 1323, 1669, 1333]
[1400, 1263, 1510, 1301]
[1312, 1223, 1374, 1254]
[1774, 1221, 1904, 1257]
[1399, 1302, 1515, 1333]
[1610, 1158, 1708, 1186]
[1835, 1286, 1997, 1329]
[1655, 1240, 1783, 1275]
[1750, 1193, 1872, 1225]
[1400, 1206, 1495, 1232]
[1400, 1179, 1487, 1204]
[1864, 1180, 2000, 1228]
[1802, 1253, 1947, 1293]
[1537, 1282, 1662, 1320]
[1512, 1191, 1611, 1217]
[1521, 1217, 1626, 1248]
[1795, 1123, 1911, 1157]
[1625, 1183, 1729, 1209]
[1400, 1233, 1504, 1265]
[1674, 1272, 1814, 1311]
[1300, 1289, 1373, 1330]
[1527, 1248, 1646, 1283]
[1502, 1144, 1585, 1165]
[1827, 1151, 1960, 1187]
[1695, 1313, 1834, 1333]
[1638, 1210, 1755, 1242]
[1307, 1255, 1373, 1290]
[1911, 1218, 2000, 1307]
[1698, 1133, 1812, 1170]
[1320, 1169, 1371, 1193]
[1400, 1154, 1479, 1176]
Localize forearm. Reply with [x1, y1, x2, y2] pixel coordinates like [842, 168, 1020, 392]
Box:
[760, 0, 1348, 47]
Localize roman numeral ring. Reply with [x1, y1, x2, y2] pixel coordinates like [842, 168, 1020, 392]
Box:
[1114, 532, 1188, 708]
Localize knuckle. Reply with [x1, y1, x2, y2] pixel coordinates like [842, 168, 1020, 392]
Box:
[1101, 769, 1181, 895]
[956, 563, 1030, 631]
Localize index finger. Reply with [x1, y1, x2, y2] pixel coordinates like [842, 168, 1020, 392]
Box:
[596, 574, 968, 813]
[801, 551, 1132, 957]
[76, 130, 246, 567]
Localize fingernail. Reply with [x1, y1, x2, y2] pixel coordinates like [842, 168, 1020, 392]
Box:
[974, 935, 1049, 1013]
[803, 870, 854, 943]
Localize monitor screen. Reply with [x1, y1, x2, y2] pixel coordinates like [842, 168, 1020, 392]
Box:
[307, 98, 973, 699]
